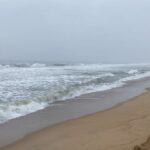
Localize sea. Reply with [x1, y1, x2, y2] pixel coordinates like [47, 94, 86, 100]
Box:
[0, 62, 150, 123]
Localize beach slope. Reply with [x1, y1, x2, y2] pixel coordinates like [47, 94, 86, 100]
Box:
[1, 91, 150, 150]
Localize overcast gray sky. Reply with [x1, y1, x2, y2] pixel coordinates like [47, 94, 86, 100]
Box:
[0, 0, 150, 63]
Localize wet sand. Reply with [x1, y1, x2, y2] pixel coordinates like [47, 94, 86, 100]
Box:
[1, 78, 150, 150]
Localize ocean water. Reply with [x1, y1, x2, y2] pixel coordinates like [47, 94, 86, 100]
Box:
[0, 63, 150, 123]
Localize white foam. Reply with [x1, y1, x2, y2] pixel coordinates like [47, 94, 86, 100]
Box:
[120, 71, 150, 82]
[62, 63, 150, 71]
[128, 69, 139, 74]
[0, 102, 47, 123]
[30, 63, 47, 68]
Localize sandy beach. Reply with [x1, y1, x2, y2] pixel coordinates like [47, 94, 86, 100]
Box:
[1, 0, 150, 149]
[1, 89, 150, 150]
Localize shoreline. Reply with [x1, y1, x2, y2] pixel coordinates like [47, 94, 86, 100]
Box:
[0, 78, 150, 149]
[1, 87, 150, 149]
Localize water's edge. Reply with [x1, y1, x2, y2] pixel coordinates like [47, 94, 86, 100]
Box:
[0, 77, 150, 148]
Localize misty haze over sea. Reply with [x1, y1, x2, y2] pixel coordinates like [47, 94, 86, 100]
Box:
[0, 0, 150, 63]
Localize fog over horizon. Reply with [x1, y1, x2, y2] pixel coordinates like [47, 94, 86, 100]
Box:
[0, 0, 150, 64]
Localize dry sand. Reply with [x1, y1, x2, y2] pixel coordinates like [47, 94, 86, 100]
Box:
[1, 91, 150, 150]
